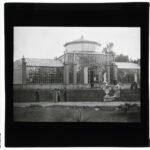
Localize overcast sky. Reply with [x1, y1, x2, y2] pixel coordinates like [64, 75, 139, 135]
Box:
[14, 27, 140, 61]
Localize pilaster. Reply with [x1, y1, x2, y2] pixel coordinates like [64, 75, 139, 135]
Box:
[84, 67, 88, 84]
[106, 65, 110, 83]
[64, 63, 69, 84]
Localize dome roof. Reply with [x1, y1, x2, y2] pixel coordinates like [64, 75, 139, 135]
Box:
[64, 36, 101, 47]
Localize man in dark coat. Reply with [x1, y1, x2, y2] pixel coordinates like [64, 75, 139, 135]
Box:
[64, 88, 67, 102]
[35, 91, 39, 102]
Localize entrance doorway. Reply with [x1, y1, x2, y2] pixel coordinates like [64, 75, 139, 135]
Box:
[90, 70, 94, 83]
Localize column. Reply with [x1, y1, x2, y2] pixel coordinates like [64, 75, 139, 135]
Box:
[113, 64, 118, 81]
[103, 72, 107, 82]
[79, 68, 84, 84]
[106, 65, 110, 83]
[98, 72, 101, 82]
[64, 63, 69, 84]
[22, 57, 26, 84]
[134, 72, 138, 83]
[84, 67, 88, 84]
[73, 63, 77, 84]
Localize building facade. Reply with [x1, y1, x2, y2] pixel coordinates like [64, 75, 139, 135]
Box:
[13, 37, 140, 89]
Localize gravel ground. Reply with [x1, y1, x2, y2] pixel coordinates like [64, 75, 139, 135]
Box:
[14, 103, 140, 122]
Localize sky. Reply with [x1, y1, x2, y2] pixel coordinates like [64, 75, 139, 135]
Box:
[14, 27, 140, 61]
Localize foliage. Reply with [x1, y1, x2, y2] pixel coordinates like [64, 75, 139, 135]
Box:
[130, 58, 140, 64]
[117, 103, 139, 114]
[102, 42, 115, 56]
[115, 54, 129, 62]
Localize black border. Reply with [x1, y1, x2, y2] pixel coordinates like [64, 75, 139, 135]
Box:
[5, 3, 149, 147]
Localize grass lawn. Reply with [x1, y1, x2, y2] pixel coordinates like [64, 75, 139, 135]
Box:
[14, 105, 140, 122]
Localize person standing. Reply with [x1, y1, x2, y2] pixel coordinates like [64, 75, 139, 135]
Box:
[113, 82, 121, 99]
[57, 89, 61, 102]
[53, 89, 58, 102]
[64, 88, 67, 102]
[35, 91, 39, 102]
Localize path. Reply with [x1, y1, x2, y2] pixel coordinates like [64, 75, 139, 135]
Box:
[14, 101, 140, 108]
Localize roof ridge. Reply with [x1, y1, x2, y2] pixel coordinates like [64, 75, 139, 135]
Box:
[115, 62, 139, 64]
[64, 38, 101, 47]
[25, 58, 55, 60]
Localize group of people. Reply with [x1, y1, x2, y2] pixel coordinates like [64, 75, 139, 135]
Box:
[34, 88, 67, 102]
[103, 80, 139, 100]
[35, 80, 138, 102]
[90, 76, 96, 88]
[53, 88, 67, 102]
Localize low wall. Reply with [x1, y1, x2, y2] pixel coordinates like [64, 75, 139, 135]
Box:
[14, 89, 54, 102]
[13, 89, 140, 103]
[14, 89, 105, 102]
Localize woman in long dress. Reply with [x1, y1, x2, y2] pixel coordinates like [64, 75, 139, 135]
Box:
[53, 89, 58, 102]
[113, 83, 120, 98]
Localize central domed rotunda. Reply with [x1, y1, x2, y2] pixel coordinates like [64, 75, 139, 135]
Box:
[64, 36, 101, 53]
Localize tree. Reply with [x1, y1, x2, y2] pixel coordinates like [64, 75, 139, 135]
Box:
[130, 58, 140, 64]
[106, 42, 114, 52]
[102, 42, 115, 56]
[115, 54, 129, 62]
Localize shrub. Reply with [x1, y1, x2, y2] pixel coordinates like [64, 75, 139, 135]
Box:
[117, 103, 140, 114]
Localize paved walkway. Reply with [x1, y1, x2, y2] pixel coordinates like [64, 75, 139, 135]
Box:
[14, 101, 140, 108]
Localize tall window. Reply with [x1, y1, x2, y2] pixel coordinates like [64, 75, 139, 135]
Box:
[118, 70, 134, 83]
[69, 64, 73, 84]
[26, 66, 63, 84]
